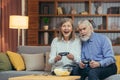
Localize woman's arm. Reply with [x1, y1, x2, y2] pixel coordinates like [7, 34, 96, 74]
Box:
[48, 38, 57, 64]
[71, 38, 81, 63]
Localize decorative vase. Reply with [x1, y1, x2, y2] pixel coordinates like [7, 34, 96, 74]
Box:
[70, 7, 77, 14]
[44, 32, 48, 45]
[97, 6, 102, 14]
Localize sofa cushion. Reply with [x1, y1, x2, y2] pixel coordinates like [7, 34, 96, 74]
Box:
[115, 55, 120, 74]
[21, 53, 45, 71]
[0, 71, 51, 80]
[104, 74, 120, 80]
[0, 53, 12, 71]
[6, 51, 25, 71]
[44, 52, 52, 71]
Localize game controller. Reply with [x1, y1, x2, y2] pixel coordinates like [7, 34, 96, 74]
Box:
[58, 52, 69, 56]
[82, 59, 91, 64]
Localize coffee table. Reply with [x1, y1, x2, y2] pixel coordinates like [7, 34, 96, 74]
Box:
[9, 75, 80, 80]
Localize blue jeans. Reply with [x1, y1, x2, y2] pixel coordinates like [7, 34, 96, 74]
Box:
[71, 64, 82, 75]
[80, 63, 117, 80]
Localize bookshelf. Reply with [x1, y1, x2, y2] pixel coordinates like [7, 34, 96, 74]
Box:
[27, 0, 120, 46]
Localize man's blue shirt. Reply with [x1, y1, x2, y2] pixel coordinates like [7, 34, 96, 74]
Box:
[81, 33, 115, 67]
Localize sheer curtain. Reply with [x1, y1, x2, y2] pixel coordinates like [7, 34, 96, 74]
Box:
[0, 0, 21, 52]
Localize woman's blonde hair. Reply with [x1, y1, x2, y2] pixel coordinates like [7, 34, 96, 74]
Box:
[57, 18, 75, 40]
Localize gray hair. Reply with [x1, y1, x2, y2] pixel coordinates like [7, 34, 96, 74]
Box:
[78, 19, 94, 32]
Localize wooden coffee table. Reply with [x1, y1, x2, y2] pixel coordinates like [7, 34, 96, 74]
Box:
[9, 75, 80, 80]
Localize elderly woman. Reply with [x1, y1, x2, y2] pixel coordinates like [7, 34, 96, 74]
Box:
[49, 18, 81, 75]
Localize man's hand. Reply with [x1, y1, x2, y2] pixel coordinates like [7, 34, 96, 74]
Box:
[89, 60, 100, 68]
[66, 53, 74, 60]
[79, 61, 86, 69]
[54, 55, 62, 62]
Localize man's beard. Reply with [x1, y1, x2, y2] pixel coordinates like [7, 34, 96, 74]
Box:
[80, 36, 90, 41]
[80, 32, 91, 41]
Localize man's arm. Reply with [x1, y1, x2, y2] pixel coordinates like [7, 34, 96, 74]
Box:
[99, 37, 115, 67]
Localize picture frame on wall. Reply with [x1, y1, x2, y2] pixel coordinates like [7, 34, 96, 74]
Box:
[43, 5, 49, 14]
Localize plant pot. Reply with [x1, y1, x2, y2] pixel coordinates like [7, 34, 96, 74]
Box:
[43, 25, 49, 30]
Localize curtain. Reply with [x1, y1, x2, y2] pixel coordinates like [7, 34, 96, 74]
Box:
[0, 0, 2, 52]
[0, 0, 21, 52]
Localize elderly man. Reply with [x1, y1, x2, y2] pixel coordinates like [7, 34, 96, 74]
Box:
[78, 20, 117, 80]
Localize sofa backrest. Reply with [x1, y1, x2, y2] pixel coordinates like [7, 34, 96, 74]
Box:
[17, 46, 120, 54]
[17, 46, 51, 54]
[15, 46, 51, 71]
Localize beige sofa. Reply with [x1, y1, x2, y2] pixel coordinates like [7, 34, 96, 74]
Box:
[0, 46, 51, 80]
[0, 46, 120, 80]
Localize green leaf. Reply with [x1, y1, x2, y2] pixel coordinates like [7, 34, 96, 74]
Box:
[43, 17, 49, 24]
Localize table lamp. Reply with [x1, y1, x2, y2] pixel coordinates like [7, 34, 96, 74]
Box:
[9, 15, 29, 46]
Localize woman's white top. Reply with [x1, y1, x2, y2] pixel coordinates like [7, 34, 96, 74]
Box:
[49, 37, 81, 71]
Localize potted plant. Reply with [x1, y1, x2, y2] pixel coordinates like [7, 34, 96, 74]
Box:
[43, 17, 49, 30]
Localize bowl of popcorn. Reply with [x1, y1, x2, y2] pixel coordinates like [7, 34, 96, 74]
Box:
[54, 67, 72, 76]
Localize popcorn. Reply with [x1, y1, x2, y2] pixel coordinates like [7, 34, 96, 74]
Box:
[54, 68, 70, 76]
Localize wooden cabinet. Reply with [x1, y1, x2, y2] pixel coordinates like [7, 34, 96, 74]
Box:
[27, 0, 120, 46]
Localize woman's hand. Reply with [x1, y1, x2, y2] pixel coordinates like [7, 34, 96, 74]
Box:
[79, 61, 86, 69]
[66, 53, 74, 60]
[54, 55, 62, 62]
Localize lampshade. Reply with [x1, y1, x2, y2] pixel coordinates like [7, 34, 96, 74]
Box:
[9, 15, 28, 29]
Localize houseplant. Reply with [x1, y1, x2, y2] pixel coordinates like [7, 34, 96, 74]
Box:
[43, 17, 49, 30]
[43, 17, 49, 45]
